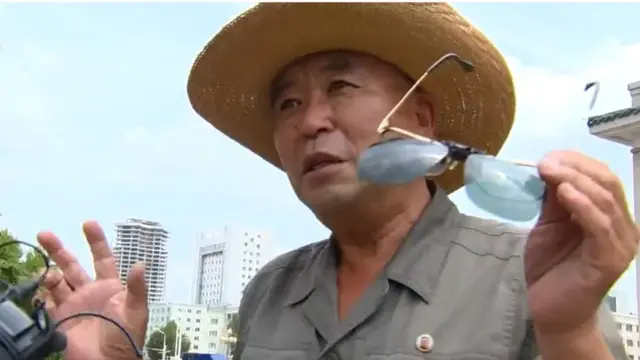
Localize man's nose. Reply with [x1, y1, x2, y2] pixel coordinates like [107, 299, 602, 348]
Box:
[298, 93, 335, 138]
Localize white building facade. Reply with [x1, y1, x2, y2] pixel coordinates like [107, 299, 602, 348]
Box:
[613, 311, 640, 359]
[192, 227, 272, 307]
[147, 302, 238, 355]
[112, 218, 169, 303]
[588, 79, 640, 328]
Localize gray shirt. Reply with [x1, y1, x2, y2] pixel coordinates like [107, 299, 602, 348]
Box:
[233, 184, 627, 360]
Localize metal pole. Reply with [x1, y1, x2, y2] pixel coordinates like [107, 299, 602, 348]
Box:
[174, 326, 180, 359]
[176, 326, 182, 358]
[158, 330, 167, 360]
[163, 341, 167, 360]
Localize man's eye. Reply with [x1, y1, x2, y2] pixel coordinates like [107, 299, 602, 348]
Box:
[328, 80, 357, 92]
[278, 98, 302, 111]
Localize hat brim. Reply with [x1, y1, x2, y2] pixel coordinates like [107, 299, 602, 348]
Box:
[187, 3, 516, 194]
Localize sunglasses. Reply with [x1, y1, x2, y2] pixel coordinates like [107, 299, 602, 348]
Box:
[357, 53, 602, 222]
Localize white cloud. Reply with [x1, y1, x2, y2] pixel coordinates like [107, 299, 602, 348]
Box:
[505, 41, 640, 147]
[494, 41, 640, 302]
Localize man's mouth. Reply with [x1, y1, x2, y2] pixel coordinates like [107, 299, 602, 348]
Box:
[302, 152, 345, 174]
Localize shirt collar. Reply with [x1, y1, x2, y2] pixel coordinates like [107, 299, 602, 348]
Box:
[285, 181, 461, 306]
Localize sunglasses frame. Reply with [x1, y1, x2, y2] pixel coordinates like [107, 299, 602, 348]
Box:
[373, 52, 537, 172]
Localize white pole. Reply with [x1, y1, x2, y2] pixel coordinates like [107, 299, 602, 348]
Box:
[158, 330, 167, 360]
[177, 326, 183, 357]
[174, 326, 181, 359]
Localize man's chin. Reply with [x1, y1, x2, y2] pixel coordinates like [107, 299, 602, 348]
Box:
[300, 183, 363, 213]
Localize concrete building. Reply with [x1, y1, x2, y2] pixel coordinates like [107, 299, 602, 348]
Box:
[112, 218, 169, 303]
[588, 79, 640, 326]
[192, 227, 272, 307]
[147, 302, 238, 355]
[613, 311, 640, 359]
[607, 290, 635, 315]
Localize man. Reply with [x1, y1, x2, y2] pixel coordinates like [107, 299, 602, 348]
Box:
[36, 3, 637, 360]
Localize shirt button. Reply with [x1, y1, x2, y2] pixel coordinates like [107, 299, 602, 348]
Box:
[415, 333, 434, 353]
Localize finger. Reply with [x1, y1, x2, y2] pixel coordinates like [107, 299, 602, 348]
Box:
[125, 262, 149, 346]
[556, 182, 612, 246]
[31, 287, 59, 318]
[125, 262, 148, 310]
[536, 183, 570, 225]
[539, 161, 621, 219]
[40, 292, 57, 314]
[37, 231, 92, 289]
[556, 182, 630, 284]
[542, 151, 627, 211]
[42, 267, 74, 304]
[82, 221, 118, 280]
[538, 160, 628, 240]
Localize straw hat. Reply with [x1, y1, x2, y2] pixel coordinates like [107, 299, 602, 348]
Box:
[187, 3, 516, 194]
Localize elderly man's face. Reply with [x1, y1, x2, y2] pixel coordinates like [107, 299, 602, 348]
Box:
[271, 51, 435, 211]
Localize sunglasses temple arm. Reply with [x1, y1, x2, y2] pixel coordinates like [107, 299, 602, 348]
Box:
[584, 81, 600, 113]
[377, 53, 475, 133]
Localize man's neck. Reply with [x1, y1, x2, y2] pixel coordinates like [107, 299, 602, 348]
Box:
[327, 182, 431, 275]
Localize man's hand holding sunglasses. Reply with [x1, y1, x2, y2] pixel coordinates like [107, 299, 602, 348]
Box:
[525, 150, 638, 360]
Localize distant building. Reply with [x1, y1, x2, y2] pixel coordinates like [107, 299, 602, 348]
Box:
[112, 218, 169, 303]
[607, 295, 619, 313]
[192, 227, 272, 307]
[146, 302, 238, 355]
[613, 311, 640, 359]
[588, 79, 640, 325]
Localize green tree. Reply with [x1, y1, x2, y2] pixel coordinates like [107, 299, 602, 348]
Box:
[23, 245, 48, 274]
[0, 228, 62, 360]
[227, 313, 239, 335]
[145, 320, 191, 360]
[0, 229, 25, 286]
[226, 313, 239, 355]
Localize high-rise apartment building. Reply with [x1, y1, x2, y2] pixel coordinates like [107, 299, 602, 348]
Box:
[112, 218, 169, 303]
[192, 227, 271, 307]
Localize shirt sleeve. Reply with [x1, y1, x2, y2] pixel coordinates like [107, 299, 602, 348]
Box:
[518, 302, 628, 359]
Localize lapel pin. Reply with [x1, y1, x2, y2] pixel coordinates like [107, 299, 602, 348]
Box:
[415, 333, 434, 353]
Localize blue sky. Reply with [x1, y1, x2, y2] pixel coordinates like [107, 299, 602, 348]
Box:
[1, 2, 640, 306]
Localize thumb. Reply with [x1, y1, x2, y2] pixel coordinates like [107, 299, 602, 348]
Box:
[124, 262, 148, 341]
[536, 161, 570, 225]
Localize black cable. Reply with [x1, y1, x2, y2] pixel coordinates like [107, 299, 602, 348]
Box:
[55, 312, 143, 358]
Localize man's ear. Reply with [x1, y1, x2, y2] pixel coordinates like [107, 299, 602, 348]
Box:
[415, 91, 436, 137]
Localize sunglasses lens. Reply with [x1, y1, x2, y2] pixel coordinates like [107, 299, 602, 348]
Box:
[464, 154, 545, 222]
[357, 138, 449, 184]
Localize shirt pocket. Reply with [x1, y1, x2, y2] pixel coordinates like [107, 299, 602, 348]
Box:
[241, 346, 312, 360]
[355, 337, 505, 360]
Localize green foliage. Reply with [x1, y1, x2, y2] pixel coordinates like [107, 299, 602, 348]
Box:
[227, 312, 239, 335]
[45, 352, 63, 360]
[145, 320, 191, 360]
[226, 313, 239, 357]
[23, 244, 47, 275]
[0, 229, 25, 286]
[0, 228, 61, 360]
[0, 229, 47, 283]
